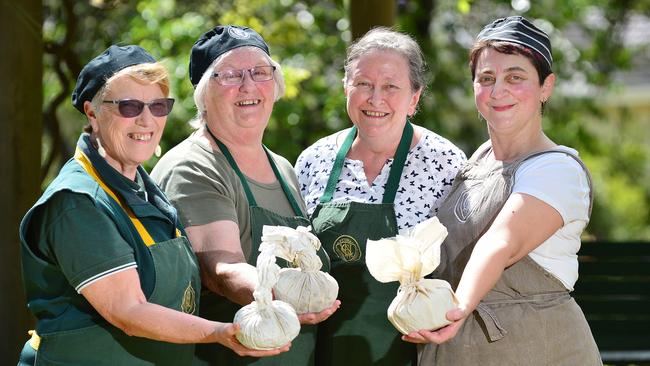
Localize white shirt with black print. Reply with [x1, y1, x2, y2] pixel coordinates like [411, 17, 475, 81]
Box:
[296, 127, 467, 235]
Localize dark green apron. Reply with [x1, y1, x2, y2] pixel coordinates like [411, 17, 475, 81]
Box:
[194, 129, 329, 366]
[20, 148, 200, 366]
[311, 123, 416, 366]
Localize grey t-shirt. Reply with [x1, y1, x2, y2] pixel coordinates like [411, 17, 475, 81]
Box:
[151, 129, 306, 260]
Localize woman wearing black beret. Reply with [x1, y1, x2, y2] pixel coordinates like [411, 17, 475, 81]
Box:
[403, 16, 602, 365]
[18, 45, 286, 365]
[152, 26, 339, 365]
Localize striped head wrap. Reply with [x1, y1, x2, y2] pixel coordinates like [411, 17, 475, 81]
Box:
[477, 16, 552, 68]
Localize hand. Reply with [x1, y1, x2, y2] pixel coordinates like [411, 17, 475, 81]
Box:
[298, 299, 341, 325]
[214, 323, 291, 357]
[401, 307, 467, 344]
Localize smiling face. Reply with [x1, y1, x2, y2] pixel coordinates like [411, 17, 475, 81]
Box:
[88, 75, 167, 175]
[204, 47, 276, 134]
[344, 49, 422, 140]
[473, 47, 554, 136]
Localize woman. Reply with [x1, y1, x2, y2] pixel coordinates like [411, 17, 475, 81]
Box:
[151, 26, 339, 366]
[18, 45, 288, 365]
[404, 16, 602, 365]
[296, 28, 466, 365]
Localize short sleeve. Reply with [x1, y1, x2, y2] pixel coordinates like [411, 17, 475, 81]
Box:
[512, 152, 591, 225]
[156, 158, 240, 228]
[32, 191, 136, 292]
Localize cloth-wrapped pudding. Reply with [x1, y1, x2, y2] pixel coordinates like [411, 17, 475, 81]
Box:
[262, 225, 338, 314]
[234, 242, 300, 349]
[366, 216, 457, 335]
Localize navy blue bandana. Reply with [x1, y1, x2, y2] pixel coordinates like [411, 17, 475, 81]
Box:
[189, 25, 270, 86]
[72, 45, 156, 113]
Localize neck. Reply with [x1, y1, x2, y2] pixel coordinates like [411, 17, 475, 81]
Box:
[489, 128, 555, 162]
[105, 156, 138, 181]
[202, 125, 275, 183]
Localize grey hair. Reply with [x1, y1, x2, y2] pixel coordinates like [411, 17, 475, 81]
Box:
[189, 46, 285, 129]
[343, 27, 427, 93]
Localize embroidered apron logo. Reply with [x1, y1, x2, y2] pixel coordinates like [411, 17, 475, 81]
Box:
[454, 183, 484, 223]
[333, 235, 362, 262]
[181, 281, 196, 314]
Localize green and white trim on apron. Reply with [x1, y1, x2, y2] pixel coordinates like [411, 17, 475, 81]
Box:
[311, 122, 417, 366]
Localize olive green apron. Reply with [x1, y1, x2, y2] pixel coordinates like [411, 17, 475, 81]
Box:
[311, 123, 417, 366]
[194, 130, 329, 366]
[21, 148, 200, 366]
[418, 143, 602, 366]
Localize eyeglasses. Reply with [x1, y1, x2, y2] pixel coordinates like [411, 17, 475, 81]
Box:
[212, 66, 276, 86]
[102, 98, 175, 118]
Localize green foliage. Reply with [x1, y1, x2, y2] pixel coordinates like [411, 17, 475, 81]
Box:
[42, 0, 650, 240]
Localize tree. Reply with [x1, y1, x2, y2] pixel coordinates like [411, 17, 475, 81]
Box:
[0, 0, 41, 362]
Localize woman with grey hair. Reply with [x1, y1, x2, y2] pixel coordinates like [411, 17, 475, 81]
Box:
[152, 25, 339, 365]
[295, 27, 466, 365]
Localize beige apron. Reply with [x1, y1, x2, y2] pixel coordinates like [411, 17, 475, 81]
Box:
[418, 142, 602, 366]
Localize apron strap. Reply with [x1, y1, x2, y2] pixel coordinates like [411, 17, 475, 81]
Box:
[320, 122, 413, 205]
[206, 127, 303, 216]
[264, 146, 304, 216]
[75, 148, 168, 246]
[382, 122, 413, 204]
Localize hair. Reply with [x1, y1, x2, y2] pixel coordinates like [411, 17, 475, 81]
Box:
[189, 46, 285, 129]
[85, 62, 170, 133]
[469, 40, 552, 86]
[343, 27, 427, 93]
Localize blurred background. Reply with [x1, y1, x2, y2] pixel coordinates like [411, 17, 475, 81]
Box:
[2, 0, 649, 363]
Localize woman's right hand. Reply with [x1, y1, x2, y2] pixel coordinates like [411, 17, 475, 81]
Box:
[213, 323, 291, 357]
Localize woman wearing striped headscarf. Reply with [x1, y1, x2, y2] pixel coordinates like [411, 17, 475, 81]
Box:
[404, 16, 602, 365]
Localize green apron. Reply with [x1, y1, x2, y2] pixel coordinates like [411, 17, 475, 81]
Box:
[194, 129, 330, 366]
[19, 146, 200, 366]
[311, 123, 416, 366]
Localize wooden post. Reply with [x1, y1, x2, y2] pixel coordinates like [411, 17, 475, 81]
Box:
[0, 0, 42, 362]
[349, 0, 396, 40]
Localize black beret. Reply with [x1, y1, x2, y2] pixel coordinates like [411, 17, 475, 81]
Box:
[477, 16, 553, 69]
[71, 45, 156, 113]
[189, 25, 270, 86]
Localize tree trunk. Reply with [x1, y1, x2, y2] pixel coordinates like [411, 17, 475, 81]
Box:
[349, 0, 396, 40]
[0, 0, 42, 363]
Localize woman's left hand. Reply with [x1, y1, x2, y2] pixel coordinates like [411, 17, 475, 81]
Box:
[401, 307, 468, 344]
[298, 299, 341, 325]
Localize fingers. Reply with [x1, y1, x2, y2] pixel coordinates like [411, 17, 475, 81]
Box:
[446, 307, 465, 322]
[234, 341, 292, 357]
[298, 299, 341, 325]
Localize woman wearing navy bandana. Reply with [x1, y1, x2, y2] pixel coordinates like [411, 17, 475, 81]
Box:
[152, 25, 339, 365]
[18, 45, 286, 366]
[404, 17, 602, 365]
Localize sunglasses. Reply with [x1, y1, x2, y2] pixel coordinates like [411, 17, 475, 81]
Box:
[102, 98, 175, 118]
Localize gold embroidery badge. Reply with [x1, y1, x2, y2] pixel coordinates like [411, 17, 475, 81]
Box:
[181, 281, 196, 314]
[333, 235, 362, 262]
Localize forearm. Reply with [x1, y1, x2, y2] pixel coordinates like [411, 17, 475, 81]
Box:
[214, 262, 257, 305]
[111, 301, 223, 344]
[454, 235, 512, 312]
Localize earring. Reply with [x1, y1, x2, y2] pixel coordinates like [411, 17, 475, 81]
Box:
[96, 137, 106, 158]
[155, 144, 162, 158]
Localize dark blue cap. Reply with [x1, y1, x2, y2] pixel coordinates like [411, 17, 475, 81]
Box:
[71, 45, 156, 114]
[189, 25, 270, 86]
[477, 16, 553, 68]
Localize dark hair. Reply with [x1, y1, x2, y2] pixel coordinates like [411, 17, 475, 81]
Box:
[469, 39, 552, 85]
